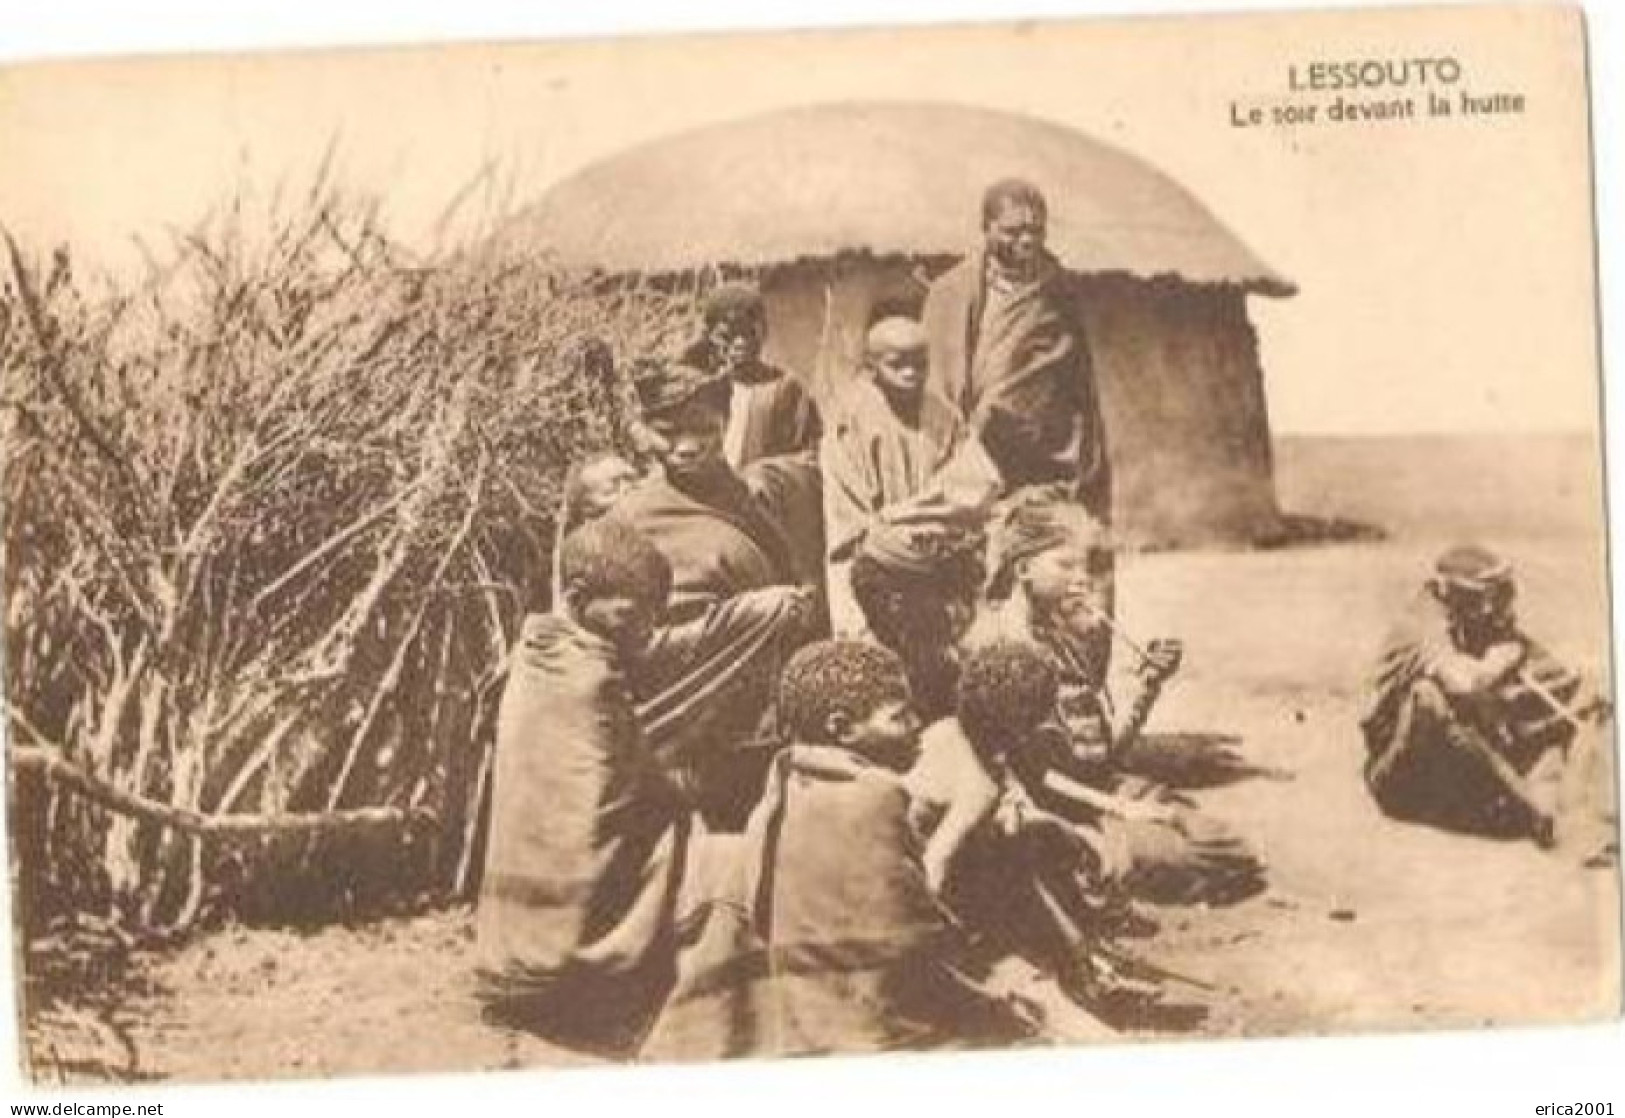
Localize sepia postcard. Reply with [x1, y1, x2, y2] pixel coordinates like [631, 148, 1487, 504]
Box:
[0, 1, 1617, 1088]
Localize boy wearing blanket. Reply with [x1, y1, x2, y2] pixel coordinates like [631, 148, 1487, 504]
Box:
[477, 519, 690, 1056]
[643, 640, 1036, 1060]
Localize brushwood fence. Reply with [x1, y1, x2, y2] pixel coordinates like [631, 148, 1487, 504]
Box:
[2, 197, 694, 939]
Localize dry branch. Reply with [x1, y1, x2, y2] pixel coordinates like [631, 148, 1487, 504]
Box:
[3, 184, 694, 933]
[11, 745, 435, 841]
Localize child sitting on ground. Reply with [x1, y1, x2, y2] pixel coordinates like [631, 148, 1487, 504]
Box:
[907, 639, 1165, 1018]
[477, 517, 688, 1057]
[642, 639, 1037, 1059]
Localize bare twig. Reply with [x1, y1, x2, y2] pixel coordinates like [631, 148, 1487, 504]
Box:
[2, 230, 137, 490]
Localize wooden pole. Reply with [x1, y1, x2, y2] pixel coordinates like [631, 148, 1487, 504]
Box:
[10, 745, 435, 842]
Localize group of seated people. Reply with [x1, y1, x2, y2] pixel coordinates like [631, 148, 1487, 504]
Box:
[474, 282, 1267, 1060]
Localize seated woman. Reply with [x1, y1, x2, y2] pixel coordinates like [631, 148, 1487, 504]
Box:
[476, 518, 690, 1057]
[973, 491, 1264, 907]
[641, 640, 1037, 1060]
[610, 360, 823, 828]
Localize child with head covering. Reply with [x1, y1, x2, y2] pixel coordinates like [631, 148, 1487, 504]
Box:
[848, 520, 986, 723]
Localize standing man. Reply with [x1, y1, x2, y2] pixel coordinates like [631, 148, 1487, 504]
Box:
[922, 179, 1110, 522]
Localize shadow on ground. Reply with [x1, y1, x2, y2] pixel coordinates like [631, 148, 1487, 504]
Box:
[1121, 732, 1293, 791]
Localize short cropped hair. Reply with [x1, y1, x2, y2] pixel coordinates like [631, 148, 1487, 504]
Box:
[981, 178, 1049, 227]
[957, 639, 1059, 753]
[777, 640, 911, 745]
[557, 518, 672, 610]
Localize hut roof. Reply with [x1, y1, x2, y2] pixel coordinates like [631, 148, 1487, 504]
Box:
[501, 101, 1294, 295]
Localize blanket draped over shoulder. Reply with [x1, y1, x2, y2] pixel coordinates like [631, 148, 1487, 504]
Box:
[635, 587, 815, 826]
[1361, 593, 1590, 770]
[476, 613, 689, 1054]
[922, 251, 1110, 519]
[743, 453, 828, 598]
[1359, 592, 1601, 837]
[725, 370, 823, 470]
[613, 465, 820, 826]
[821, 380, 966, 563]
[641, 746, 1035, 1061]
[614, 473, 797, 623]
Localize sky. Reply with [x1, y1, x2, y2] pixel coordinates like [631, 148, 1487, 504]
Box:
[0, 4, 1602, 434]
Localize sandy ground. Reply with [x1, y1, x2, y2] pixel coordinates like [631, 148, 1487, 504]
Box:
[22, 435, 1623, 1083]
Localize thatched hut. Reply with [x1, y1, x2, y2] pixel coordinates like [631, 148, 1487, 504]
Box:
[502, 102, 1296, 545]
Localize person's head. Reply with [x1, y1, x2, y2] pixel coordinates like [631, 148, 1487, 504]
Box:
[863, 316, 930, 403]
[776, 639, 921, 771]
[957, 639, 1064, 759]
[556, 518, 672, 655]
[701, 283, 768, 376]
[1427, 544, 1518, 651]
[563, 453, 640, 531]
[989, 489, 1111, 637]
[981, 179, 1049, 277]
[852, 523, 986, 654]
[630, 359, 731, 481]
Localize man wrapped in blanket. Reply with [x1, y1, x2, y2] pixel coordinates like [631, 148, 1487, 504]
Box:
[1361, 543, 1613, 856]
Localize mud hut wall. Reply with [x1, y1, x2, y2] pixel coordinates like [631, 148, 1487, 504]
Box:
[754, 262, 1280, 543]
[759, 258, 927, 409]
[1078, 278, 1280, 542]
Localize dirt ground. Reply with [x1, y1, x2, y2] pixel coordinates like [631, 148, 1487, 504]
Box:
[23, 435, 1623, 1084]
